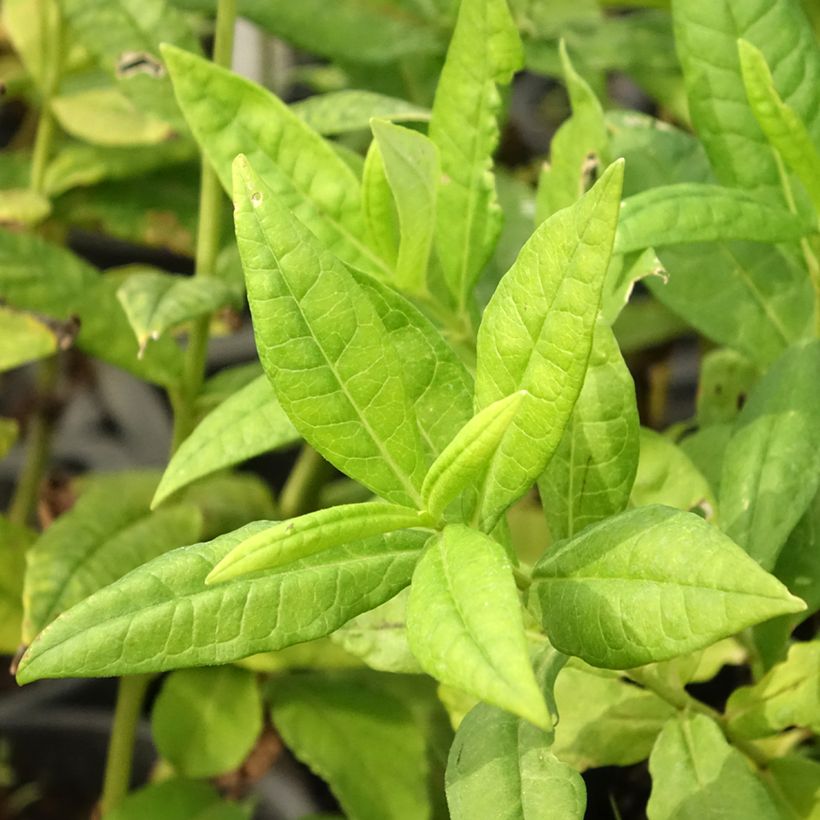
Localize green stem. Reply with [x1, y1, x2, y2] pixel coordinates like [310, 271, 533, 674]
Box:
[29, 106, 56, 195]
[279, 445, 332, 519]
[8, 358, 59, 526]
[172, 0, 238, 447]
[99, 675, 152, 816]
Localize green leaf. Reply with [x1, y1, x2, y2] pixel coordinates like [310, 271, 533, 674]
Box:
[551, 664, 675, 770]
[0, 417, 19, 460]
[538, 322, 639, 542]
[163, 46, 387, 277]
[446, 699, 586, 820]
[0, 517, 33, 654]
[678, 424, 732, 497]
[0, 189, 51, 226]
[726, 641, 820, 739]
[292, 91, 430, 135]
[615, 184, 811, 255]
[116, 269, 239, 354]
[16, 523, 426, 682]
[601, 247, 666, 324]
[422, 391, 527, 522]
[234, 156, 426, 507]
[331, 589, 422, 674]
[22, 472, 203, 641]
[2, 0, 60, 91]
[0, 305, 61, 372]
[720, 340, 820, 570]
[371, 119, 439, 295]
[60, 0, 201, 130]
[154, 376, 299, 507]
[473, 160, 624, 530]
[631, 428, 717, 520]
[207, 502, 429, 584]
[350, 270, 474, 462]
[530, 505, 805, 669]
[767, 756, 820, 820]
[269, 672, 431, 820]
[106, 779, 250, 820]
[536, 40, 607, 221]
[738, 38, 820, 213]
[152, 665, 262, 777]
[647, 713, 782, 820]
[362, 139, 399, 266]
[51, 87, 175, 146]
[672, 0, 820, 199]
[407, 524, 550, 728]
[429, 0, 523, 303]
[696, 348, 759, 427]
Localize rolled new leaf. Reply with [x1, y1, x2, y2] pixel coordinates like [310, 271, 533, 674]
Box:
[421, 390, 527, 521]
[530, 505, 805, 669]
[207, 502, 430, 584]
[407, 524, 550, 729]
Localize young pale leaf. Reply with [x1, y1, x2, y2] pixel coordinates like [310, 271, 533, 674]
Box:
[726, 641, 820, 740]
[647, 713, 782, 820]
[0, 189, 51, 226]
[429, 0, 523, 303]
[22, 473, 203, 641]
[536, 40, 607, 221]
[116, 270, 239, 354]
[474, 160, 624, 530]
[0, 306, 61, 372]
[767, 756, 820, 820]
[720, 340, 820, 570]
[738, 39, 820, 212]
[552, 664, 674, 771]
[105, 779, 249, 820]
[407, 524, 550, 729]
[371, 119, 439, 295]
[631, 428, 717, 519]
[422, 391, 527, 522]
[672, 0, 820, 199]
[446, 703, 586, 820]
[615, 184, 810, 254]
[538, 322, 639, 541]
[153, 376, 299, 507]
[1, 0, 60, 91]
[362, 140, 399, 266]
[269, 672, 430, 820]
[163, 46, 386, 277]
[16, 523, 427, 683]
[152, 665, 262, 778]
[207, 502, 429, 584]
[292, 91, 430, 136]
[530, 505, 805, 669]
[235, 157, 426, 507]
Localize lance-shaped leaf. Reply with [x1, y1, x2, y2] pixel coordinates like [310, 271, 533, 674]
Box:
[615, 184, 810, 255]
[739, 39, 820, 212]
[362, 140, 399, 266]
[163, 46, 386, 277]
[60, 0, 200, 130]
[350, 270, 474, 461]
[726, 641, 820, 740]
[422, 391, 527, 522]
[234, 157, 426, 507]
[116, 269, 239, 354]
[152, 665, 263, 778]
[538, 323, 639, 541]
[536, 40, 607, 222]
[15, 523, 427, 683]
[292, 91, 430, 136]
[446, 648, 585, 820]
[429, 0, 523, 303]
[647, 713, 782, 820]
[22, 473, 203, 641]
[153, 376, 299, 507]
[407, 524, 550, 729]
[530, 505, 805, 669]
[207, 502, 430, 584]
[720, 340, 820, 571]
[269, 672, 430, 820]
[371, 119, 439, 296]
[672, 0, 820, 200]
[473, 160, 624, 530]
